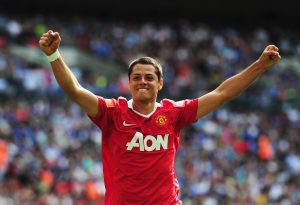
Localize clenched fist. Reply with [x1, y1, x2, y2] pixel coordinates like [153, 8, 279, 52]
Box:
[39, 30, 61, 56]
[257, 45, 281, 69]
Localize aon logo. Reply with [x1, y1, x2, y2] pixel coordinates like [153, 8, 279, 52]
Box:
[126, 132, 169, 151]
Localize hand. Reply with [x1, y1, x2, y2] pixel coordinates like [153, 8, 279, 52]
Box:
[258, 45, 281, 69]
[39, 30, 61, 56]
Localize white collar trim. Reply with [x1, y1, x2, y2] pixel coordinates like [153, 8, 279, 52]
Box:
[127, 99, 162, 118]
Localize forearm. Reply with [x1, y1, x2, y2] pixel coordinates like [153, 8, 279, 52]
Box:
[50, 57, 81, 100]
[196, 45, 280, 119]
[216, 60, 266, 101]
[39, 31, 99, 116]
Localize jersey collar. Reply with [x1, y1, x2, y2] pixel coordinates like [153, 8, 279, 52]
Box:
[127, 99, 162, 118]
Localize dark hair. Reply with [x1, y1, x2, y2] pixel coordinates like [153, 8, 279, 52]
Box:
[128, 57, 163, 80]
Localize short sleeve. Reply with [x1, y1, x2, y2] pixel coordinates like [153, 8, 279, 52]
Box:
[88, 96, 116, 129]
[173, 98, 198, 131]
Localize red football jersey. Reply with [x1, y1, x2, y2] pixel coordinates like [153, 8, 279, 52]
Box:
[89, 97, 198, 205]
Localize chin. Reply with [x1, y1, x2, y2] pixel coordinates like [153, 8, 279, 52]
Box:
[135, 95, 151, 102]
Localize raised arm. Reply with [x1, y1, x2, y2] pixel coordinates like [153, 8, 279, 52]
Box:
[39, 30, 99, 117]
[196, 45, 281, 119]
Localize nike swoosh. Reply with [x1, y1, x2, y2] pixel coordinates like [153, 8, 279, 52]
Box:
[123, 121, 136, 126]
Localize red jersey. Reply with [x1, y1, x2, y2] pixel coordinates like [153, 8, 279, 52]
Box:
[89, 97, 198, 205]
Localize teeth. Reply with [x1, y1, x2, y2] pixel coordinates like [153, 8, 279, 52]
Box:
[138, 88, 147, 90]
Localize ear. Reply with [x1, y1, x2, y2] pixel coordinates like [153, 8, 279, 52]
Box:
[158, 79, 163, 91]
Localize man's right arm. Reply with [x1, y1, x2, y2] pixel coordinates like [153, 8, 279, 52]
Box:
[39, 30, 99, 117]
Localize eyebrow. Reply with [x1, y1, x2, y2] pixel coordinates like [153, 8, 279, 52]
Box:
[132, 73, 155, 76]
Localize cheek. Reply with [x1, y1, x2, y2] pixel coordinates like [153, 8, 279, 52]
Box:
[128, 81, 136, 89]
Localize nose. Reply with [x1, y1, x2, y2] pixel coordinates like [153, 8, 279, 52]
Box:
[139, 77, 147, 84]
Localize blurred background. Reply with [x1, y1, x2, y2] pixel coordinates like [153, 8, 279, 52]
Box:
[1, 1, 300, 204]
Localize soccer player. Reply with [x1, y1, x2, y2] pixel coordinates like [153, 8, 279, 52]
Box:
[39, 30, 281, 205]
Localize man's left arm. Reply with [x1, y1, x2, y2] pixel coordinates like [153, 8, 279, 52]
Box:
[196, 45, 281, 119]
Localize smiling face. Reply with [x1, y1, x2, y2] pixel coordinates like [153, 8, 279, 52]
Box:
[128, 64, 163, 103]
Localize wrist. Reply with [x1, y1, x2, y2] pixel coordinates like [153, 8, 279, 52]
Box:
[253, 59, 267, 72]
[47, 50, 60, 62]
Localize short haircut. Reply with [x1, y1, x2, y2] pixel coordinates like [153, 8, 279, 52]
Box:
[128, 57, 163, 80]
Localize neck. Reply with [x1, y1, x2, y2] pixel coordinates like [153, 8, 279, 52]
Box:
[132, 100, 156, 115]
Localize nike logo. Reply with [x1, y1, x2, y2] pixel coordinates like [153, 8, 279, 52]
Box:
[123, 121, 136, 126]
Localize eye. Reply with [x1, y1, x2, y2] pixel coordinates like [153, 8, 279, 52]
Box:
[146, 75, 154, 81]
[133, 76, 141, 80]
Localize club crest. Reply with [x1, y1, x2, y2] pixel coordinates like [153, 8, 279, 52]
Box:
[155, 114, 168, 126]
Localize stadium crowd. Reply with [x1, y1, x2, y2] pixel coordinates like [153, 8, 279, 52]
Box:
[0, 14, 300, 204]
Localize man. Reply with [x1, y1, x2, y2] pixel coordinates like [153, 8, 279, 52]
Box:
[39, 30, 281, 205]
